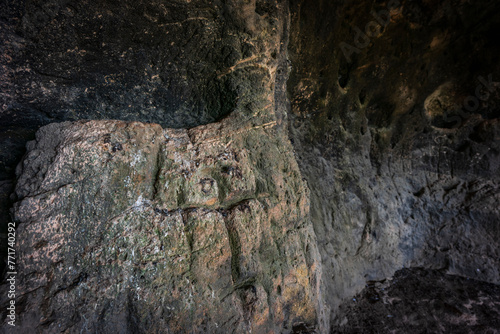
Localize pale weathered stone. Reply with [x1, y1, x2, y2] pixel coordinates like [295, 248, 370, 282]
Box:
[4, 117, 323, 333]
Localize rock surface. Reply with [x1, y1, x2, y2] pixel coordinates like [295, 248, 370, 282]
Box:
[2, 118, 323, 333]
[0, 0, 331, 332]
[1, 0, 500, 332]
[0, 0, 283, 128]
[0, 0, 290, 264]
[288, 0, 500, 327]
[337, 268, 500, 333]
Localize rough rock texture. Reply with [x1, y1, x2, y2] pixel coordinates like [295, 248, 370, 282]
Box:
[288, 0, 500, 328]
[337, 268, 500, 333]
[0, 0, 332, 331]
[2, 118, 323, 333]
[2, 0, 500, 332]
[0, 0, 290, 266]
[0, 0, 282, 127]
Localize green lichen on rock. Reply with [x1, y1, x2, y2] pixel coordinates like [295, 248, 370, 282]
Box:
[5, 116, 322, 333]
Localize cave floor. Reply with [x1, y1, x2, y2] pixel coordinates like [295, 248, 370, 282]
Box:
[334, 268, 500, 334]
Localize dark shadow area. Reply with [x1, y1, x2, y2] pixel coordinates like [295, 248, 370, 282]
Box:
[335, 268, 500, 333]
[288, 0, 500, 330]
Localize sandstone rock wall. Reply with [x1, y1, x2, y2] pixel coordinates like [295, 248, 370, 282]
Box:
[0, 0, 290, 266]
[1, 0, 500, 332]
[3, 118, 324, 333]
[288, 0, 500, 326]
[0, 0, 331, 332]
